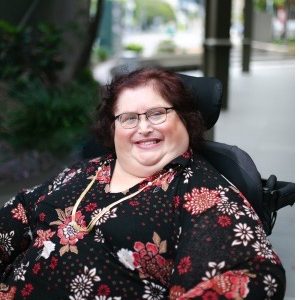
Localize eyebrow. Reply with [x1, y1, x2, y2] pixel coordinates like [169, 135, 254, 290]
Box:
[114, 106, 168, 115]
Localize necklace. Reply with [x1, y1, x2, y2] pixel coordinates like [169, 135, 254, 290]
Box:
[69, 161, 176, 233]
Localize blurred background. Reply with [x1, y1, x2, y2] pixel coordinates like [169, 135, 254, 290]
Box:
[0, 0, 295, 298]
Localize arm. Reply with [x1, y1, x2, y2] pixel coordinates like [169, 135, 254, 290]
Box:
[0, 184, 46, 275]
[0, 158, 97, 276]
[169, 182, 286, 299]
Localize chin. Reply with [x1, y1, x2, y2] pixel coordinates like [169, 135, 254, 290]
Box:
[135, 152, 164, 167]
[137, 157, 162, 167]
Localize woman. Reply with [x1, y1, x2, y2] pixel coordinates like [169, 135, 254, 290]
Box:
[0, 68, 285, 299]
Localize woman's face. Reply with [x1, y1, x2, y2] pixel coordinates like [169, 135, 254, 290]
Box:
[113, 84, 189, 177]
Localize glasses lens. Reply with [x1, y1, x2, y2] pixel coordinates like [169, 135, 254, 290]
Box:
[147, 108, 167, 124]
[119, 113, 138, 128]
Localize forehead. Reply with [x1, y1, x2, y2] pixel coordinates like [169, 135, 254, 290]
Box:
[114, 85, 170, 114]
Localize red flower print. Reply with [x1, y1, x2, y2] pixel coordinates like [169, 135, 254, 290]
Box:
[50, 207, 87, 256]
[182, 149, 192, 158]
[89, 157, 101, 163]
[11, 203, 28, 224]
[143, 170, 176, 192]
[153, 171, 176, 191]
[96, 165, 111, 184]
[202, 290, 219, 300]
[217, 215, 232, 227]
[177, 256, 192, 275]
[33, 229, 55, 248]
[129, 200, 140, 207]
[32, 263, 41, 275]
[85, 202, 97, 212]
[57, 211, 86, 247]
[169, 285, 186, 300]
[177, 270, 253, 300]
[173, 196, 180, 208]
[49, 256, 58, 270]
[36, 195, 46, 204]
[132, 239, 173, 285]
[97, 284, 111, 296]
[221, 271, 251, 299]
[0, 286, 16, 300]
[86, 166, 96, 174]
[183, 187, 221, 215]
[39, 213, 46, 222]
[21, 283, 34, 297]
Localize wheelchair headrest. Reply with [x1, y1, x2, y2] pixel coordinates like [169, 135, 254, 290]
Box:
[178, 74, 223, 130]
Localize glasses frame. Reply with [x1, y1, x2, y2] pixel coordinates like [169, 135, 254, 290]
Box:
[114, 107, 174, 129]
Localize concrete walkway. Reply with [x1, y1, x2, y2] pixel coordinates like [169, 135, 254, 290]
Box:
[184, 57, 295, 299]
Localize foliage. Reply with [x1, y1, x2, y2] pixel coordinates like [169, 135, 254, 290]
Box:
[254, 0, 286, 11]
[156, 39, 176, 54]
[93, 45, 110, 62]
[134, 0, 176, 29]
[0, 20, 64, 84]
[124, 43, 144, 54]
[0, 74, 100, 156]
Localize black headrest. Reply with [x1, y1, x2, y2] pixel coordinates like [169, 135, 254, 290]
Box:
[178, 74, 223, 130]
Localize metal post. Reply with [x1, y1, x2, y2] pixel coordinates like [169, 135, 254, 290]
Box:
[242, 0, 253, 72]
[203, 0, 232, 110]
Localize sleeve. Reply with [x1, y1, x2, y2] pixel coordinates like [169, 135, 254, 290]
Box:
[168, 176, 286, 299]
[0, 158, 89, 276]
[0, 183, 49, 276]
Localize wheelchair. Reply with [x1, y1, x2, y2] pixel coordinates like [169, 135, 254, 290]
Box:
[81, 73, 295, 236]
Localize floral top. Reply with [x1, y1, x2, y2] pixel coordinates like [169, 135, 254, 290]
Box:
[0, 151, 285, 300]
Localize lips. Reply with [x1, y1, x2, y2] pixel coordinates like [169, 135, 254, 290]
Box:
[134, 138, 162, 148]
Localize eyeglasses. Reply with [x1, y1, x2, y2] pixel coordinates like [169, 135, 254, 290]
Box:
[114, 107, 174, 129]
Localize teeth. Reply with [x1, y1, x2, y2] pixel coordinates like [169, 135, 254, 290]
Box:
[140, 141, 156, 145]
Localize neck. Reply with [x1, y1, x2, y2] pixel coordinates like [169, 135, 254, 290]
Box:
[109, 160, 148, 193]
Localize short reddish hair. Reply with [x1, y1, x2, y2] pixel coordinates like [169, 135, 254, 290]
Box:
[93, 68, 206, 151]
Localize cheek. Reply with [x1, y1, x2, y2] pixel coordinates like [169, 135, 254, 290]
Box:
[163, 119, 188, 140]
[114, 127, 131, 145]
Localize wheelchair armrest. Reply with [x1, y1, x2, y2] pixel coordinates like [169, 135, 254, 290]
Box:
[275, 181, 295, 210]
[262, 178, 295, 211]
[262, 176, 295, 235]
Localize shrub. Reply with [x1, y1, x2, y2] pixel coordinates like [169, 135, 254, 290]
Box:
[156, 39, 176, 54]
[0, 20, 64, 84]
[124, 43, 144, 54]
[0, 76, 100, 156]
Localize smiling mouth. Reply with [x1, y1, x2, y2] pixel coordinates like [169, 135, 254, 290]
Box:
[135, 139, 161, 147]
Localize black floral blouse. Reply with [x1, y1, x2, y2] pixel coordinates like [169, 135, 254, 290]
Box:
[0, 150, 285, 299]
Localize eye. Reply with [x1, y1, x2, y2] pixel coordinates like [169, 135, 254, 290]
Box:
[120, 113, 138, 124]
[148, 108, 165, 120]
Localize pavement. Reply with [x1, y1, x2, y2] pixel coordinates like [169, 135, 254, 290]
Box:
[0, 48, 295, 299]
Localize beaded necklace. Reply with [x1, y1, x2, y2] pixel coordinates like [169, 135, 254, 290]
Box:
[69, 160, 177, 233]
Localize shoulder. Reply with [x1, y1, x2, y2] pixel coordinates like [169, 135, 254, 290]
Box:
[189, 152, 224, 182]
[53, 153, 114, 181]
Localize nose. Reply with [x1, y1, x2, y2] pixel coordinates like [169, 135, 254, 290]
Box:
[137, 115, 153, 134]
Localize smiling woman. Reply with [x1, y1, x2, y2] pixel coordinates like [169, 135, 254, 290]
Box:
[0, 68, 286, 299]
[113, 85, 189, 181]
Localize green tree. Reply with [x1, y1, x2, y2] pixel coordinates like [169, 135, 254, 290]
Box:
[134, 0, 176, 29]
[0, 0, 104, 84]
[0, 0, 104, 156]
